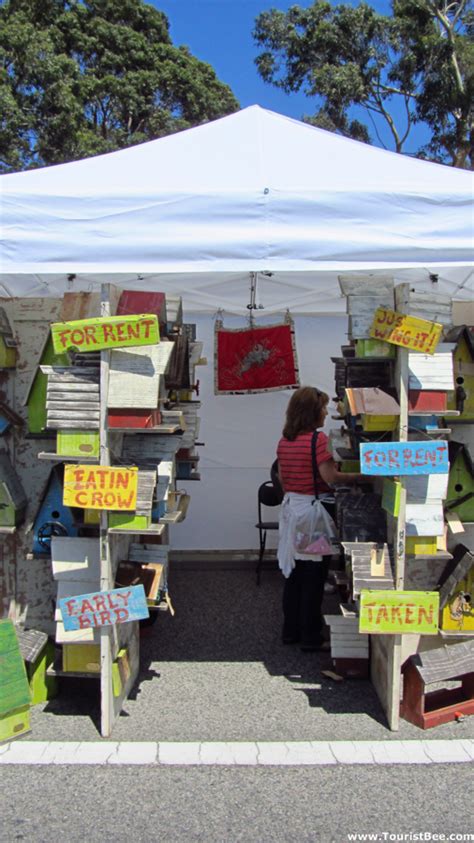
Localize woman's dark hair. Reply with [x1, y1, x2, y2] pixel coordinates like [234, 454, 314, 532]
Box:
[282, 386, 329, 440]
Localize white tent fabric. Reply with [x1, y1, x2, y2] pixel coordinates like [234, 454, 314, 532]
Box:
[1, 105, 473, 312]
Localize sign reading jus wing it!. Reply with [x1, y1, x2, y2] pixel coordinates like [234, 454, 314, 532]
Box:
[360, 441, 449, 476]
[369, 307, 442, 354]
[59, 585, 149, 630]
[63, 464, 138, 510]
[51, 314, 159, 353]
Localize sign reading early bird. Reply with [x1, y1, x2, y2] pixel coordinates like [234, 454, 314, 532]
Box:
[359, 590, 439, 635]
[63, 464, 138, 510]
[59, 585, 149, 630]
[51, 314, 159, 353]
[360, 440, 449, 476]
[369, 307, 442, 355]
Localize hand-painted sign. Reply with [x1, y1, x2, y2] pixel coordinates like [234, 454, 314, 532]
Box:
[51, 314, 159, 353]
[359, 590, 439, 634]
[369, 308, 442, 355]
[63, 464, 138, 510]
[360, 441, 448, 476]
[59, 585, 149, 630]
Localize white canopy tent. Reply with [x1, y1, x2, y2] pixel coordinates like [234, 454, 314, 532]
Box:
[1, 104, 473, 309]
[0, 105, 473, 551]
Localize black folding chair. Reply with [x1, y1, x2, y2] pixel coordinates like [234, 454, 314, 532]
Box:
[255, 460, 283, 585]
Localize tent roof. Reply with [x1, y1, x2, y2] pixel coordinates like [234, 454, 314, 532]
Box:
[1, 105, 472, 311]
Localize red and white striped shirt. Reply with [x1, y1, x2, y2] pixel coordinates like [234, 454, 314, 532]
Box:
[277, 431, 332, 495]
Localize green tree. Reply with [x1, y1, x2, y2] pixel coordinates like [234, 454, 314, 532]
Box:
[0, 0, 239, 172]
[253, 1, 473, 168]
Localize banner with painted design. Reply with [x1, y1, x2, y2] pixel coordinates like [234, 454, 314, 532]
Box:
[214, 318, 300, 394]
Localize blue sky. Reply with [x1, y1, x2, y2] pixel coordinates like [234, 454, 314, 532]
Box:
[152, 0, 424, 154]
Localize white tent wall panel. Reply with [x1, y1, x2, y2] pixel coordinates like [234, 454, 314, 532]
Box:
[173, 313, 346, 551]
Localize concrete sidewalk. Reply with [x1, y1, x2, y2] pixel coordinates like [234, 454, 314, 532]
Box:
[26, 567, 474, 743]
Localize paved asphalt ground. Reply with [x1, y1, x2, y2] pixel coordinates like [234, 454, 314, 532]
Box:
[1, 568, 473, 842]
[24, 568, 474, 742]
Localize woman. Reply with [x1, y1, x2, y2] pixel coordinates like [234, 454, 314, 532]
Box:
[277, 386, 360, 651]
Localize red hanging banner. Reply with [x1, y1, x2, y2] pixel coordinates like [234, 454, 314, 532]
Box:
[214, 319, 300, 395]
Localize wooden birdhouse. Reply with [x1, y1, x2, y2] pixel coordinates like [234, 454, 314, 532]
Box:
[32, 465, 79, 555]
[16, 628, 57, 705]
[108, 469, 156, 531]
[24, 333, 70, 434]
[0, 451, 27, 529]
[438, 544, 474, 635]
[107, 342, 173, 411]
[0, 619, 31, 742]
[400, 640, 474, 729]
[0, 307, 18, 368]
[446, 441, 474, 522]
[116, 290, 167, 335]
[445, 326, 474, 420]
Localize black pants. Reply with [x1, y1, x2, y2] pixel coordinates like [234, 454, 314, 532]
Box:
[282, 559, 329, 646]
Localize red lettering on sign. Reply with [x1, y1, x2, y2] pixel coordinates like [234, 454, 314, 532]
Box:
[374, 451, 386, 467]
[107, 593, 120, 610]
[390, 606, 403, 624]
[78, 614, 92, 629]
[99, 610, 111, 625]
[141, 318, 155, 339]
[80, 599, 95, 614]
[418, 606, 434, 625]
[102, 323, 116, 343]
[116, 490, 135, 509]
[127, 322, 141, 340]
[387, 449, 400, 469]
[65, 599, 78, 616]
[114, 608, 129, 623]
[58, 329, 72, 348]
[83, 325, 98, 345]
[93, 594, 107, 612]
[75, 491, 88, 506]
[116, 590, 131, 607]
[405, 605, 415, 624]
[376, 605, 389, 624]
[116, 322, 127, 341]
[115, 471, 130, 490]
[70, 329, 85, 347]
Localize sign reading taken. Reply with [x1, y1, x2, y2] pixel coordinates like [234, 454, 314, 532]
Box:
[51, 314, 159, 353]
[359, 590, 439, 635]
[63, 464, 138, 510]
[59, 585, 149, 630]
[360, 441, 449, 476]
[369, 308, 442, 355]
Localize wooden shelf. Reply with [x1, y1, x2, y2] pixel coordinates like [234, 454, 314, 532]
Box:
[38, 452, 98, 463]
[408, 410, 460, 417]
[47, 666, 100, 679]
[406, 550, 453, 561]
[108, 523, 166, 536]
[160, 512, 183, 524]
[438, 629, 474, 638]
[107, 424, 182, 434]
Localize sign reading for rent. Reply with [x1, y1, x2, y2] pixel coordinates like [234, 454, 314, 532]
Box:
[63, 464, 138, 510]
[369, 307, 442, 355]
[51, 314, 159, 353]
[360, 441, 449, 476]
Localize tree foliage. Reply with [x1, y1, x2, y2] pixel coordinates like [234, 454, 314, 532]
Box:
[0, 0, 239, 172]
[253, 1, 473, 168]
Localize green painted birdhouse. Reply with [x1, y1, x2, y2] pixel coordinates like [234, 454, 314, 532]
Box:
[0, 452, 27, 528]
[446, 442, 474, 522]
[24, 333, 70, 434]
